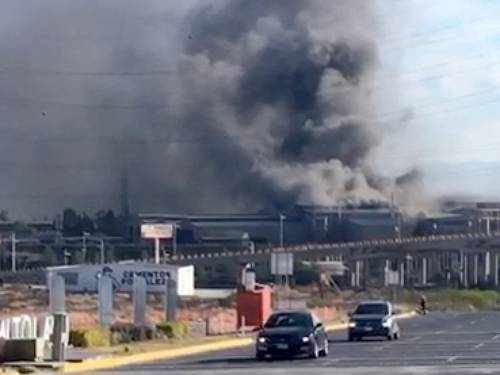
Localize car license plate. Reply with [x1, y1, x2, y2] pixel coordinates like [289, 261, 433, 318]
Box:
[276, 343, 288, 350]
[364, 326, 373, 331]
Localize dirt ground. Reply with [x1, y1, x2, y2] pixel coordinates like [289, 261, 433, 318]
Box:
[0, 284, 416, 329]
[0, 284, 239, 328]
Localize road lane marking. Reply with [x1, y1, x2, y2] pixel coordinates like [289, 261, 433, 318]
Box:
[435, 330, 444, 334]
[470, 321, 476, 325]
[474, 342, 485, 349]
[455, 325, 463, 329]
[447, 356, 458, 363]
[326, 359, 340, 364]
[493, 334, 500, 340]
[373, 344, 391, 352]
[408, 336, 421, 342]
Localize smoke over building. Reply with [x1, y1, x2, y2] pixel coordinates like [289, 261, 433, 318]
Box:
[0, 0, 423, 217]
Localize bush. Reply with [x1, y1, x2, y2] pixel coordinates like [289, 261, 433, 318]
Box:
[294, 262, 319, 286]
[156, 321, 190, 339]
[69, 327, 111, 348]
[110, 323, 158, 345]
[437, 289, 500, 310]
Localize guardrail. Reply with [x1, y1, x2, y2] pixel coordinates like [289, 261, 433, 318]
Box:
[170, 232, 500, 262]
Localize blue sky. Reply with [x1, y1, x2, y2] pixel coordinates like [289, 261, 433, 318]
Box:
[370, 0, 500, 198]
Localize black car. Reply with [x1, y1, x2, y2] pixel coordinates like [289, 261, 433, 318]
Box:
[256, 310, 329, 360]
[347, 301, 400, 341]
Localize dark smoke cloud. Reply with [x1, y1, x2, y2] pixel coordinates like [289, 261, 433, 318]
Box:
[0, 0, 420, 218]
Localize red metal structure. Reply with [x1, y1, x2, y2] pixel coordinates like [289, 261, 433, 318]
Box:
[236, 284, 272, 328]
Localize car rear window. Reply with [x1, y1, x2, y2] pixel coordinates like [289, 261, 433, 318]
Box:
[264, 312, 313, 328]
[354, 303, 388, 315]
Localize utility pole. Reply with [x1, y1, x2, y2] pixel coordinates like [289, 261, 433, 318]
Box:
[279, 214, 286, 250]
[11, 232, 16, 272]
[172, 224, 177, 258]
[100, 239, 105, 264]
[278, 213, 288, 306]
[82, 232, 89, 264]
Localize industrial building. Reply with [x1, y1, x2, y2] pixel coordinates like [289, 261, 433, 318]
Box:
[134, 205, 408, 248]
[0, 201, 497, 278]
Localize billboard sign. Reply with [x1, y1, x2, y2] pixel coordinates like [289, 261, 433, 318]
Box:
[141, 223, 173, 239]
[271, 252, 293, 276]
[385, 269, 399, 286]
[46, 263, 194, 296]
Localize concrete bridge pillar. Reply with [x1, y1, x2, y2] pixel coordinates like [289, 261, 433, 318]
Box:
[350, 260, 361, 289]
[493, 253, 499, 287]
[473, 254, 479, 286]
[485, 251, 491, 284]
[461, 251, 468, 288]
[421, 257, 428, 286]
[384, 260, 390, 287]
[355, 260, 361, 289]
[399, 261, 405, 287]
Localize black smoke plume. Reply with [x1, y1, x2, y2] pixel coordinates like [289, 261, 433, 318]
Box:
[0, 0, 421, 217]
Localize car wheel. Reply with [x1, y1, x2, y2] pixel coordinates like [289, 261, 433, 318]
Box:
[387, 334, 393, 341]
[256, 352, 266, 361]
[319, 338, 329, 357]
[348, 334, 355, 342]
[309, 341, 320, 359]
[394, 331, 400, 340]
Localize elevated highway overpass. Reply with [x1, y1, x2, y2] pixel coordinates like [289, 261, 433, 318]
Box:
[169, 232, 500, 289]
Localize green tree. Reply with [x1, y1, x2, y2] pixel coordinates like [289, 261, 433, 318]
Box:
[0, 210, 8, 221]
[43, 245, 59, 266]
[95, 210, 118, 235]
[63, 208, 82, 236]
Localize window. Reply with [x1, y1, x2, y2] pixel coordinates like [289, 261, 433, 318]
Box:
[264, 312, 313, 328]
[354, 303, 388, 315]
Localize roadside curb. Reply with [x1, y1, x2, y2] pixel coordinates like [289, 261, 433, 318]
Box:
[62, 337, 253, 373]
[63, 311, 417, 373]
[0, 369, 19, 375]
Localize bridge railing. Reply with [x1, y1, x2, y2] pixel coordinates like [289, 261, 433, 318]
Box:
[169, 231, 500, 262]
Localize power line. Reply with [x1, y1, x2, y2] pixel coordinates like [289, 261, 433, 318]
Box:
[0, 67, 179, 77]
[0, 139, 500, 171]
[374, 86, 500, 119]
[381, 10, 500, 42]
[0, 96, 167, 110]
[1, 62, 500, 115]
[382, 25, 500, 53]
[0, 84, 498, 146]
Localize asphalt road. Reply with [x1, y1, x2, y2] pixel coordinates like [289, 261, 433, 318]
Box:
[90, 311, 500, 375]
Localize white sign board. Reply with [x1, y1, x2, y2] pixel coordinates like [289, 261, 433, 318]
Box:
[98, 275, 113, 326]
[141, 223, 173, 239]
[271, 252, 293, 276]
[49, 273, 66, 314]
[133, 276, 147, 325]
[385, 269, 400, 286]
[47, 263, 194, 296]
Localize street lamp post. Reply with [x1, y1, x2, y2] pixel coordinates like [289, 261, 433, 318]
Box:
[394, 226, 401, 242]
[82, 232, 90, 264]
[172, 223, 177, 258]
[11, 232, 16, 272]
[99, 239, 105, 264]
[278, 213, 288, 306]
[279, 214, 286, 250]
